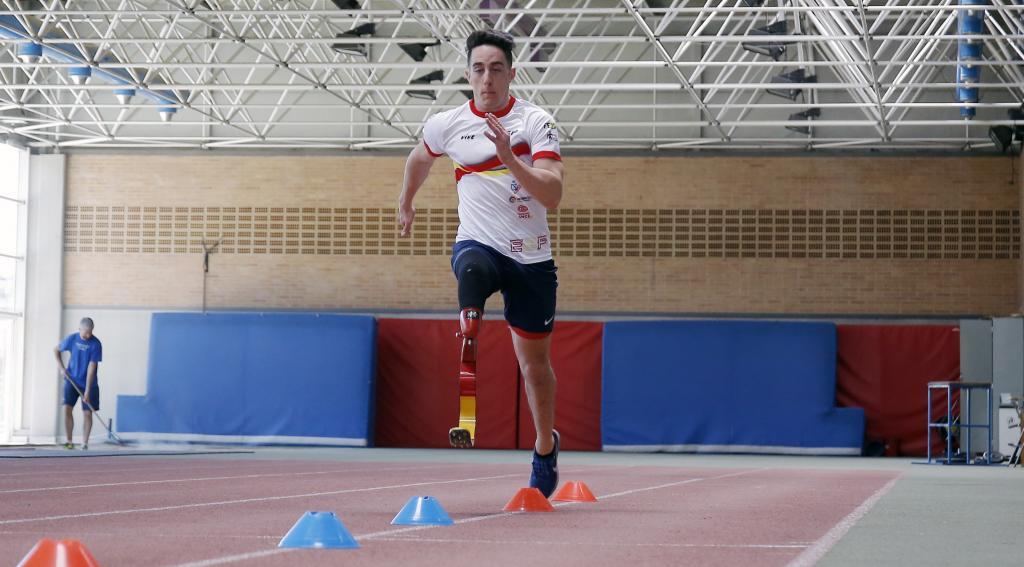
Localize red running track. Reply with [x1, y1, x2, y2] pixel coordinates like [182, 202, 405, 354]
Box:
[0, 456, 899, 566]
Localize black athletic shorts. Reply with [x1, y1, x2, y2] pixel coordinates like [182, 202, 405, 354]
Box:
[451, 240, 558, 338]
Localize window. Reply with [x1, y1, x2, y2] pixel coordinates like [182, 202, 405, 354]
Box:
[0, 198, 19, 311]
[0, 143, 26, 444]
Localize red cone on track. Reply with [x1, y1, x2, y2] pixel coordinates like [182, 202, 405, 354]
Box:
[17, 539, 100, 567]
[503, 487, 554, 512]
[552, 481, 598, 503]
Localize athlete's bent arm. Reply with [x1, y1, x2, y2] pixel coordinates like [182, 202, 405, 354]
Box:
[507, 158, 563, 210]
[398, 142, 439, 237]
[484, 113, 563, 209]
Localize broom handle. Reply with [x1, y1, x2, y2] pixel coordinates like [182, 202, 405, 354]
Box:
[62, 373, 123, 443]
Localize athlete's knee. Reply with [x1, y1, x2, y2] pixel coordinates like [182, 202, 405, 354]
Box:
[455, 248, 498, 309]
[520, 359, 555, 386]
[455, 249, 497, 285]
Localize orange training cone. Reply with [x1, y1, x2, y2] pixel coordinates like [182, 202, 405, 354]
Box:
[17, 539, 100, 567]
[502, 487, 554, 512]
[552, 481, 598, 503]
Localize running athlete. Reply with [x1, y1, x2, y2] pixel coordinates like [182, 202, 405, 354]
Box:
[397, 30, 565, 497]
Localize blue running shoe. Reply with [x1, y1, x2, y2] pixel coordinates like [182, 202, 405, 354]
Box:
[529, 430, 560, 498]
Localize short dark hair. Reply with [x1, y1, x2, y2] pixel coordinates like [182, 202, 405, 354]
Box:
[80, 317, 94, 329]
[466, 30, 515, 67]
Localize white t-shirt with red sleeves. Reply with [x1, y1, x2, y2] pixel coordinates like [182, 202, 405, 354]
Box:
[421, 96, 561, 264]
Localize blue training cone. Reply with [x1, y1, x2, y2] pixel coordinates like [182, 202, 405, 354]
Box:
[278, 511, 359, 549]
[391, 496, 454, 526]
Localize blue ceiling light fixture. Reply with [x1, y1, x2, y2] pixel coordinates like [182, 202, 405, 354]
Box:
[16, 42, 42, 64]
[1, 15, 183, 120]
[158, 107, 178, 122]
[956, 0, 987, 119]
[113, 88, 136, 105]
[68, 66, 92, 85]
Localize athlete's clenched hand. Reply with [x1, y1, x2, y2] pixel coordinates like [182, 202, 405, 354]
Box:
[483, 113, 514, 165]
[398, 201, 416, 237]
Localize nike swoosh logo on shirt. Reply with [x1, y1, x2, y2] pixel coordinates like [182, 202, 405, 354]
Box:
[544, 316, 555, 326]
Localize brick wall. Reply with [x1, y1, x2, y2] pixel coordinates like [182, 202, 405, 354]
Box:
[64, 154, 1021, 315]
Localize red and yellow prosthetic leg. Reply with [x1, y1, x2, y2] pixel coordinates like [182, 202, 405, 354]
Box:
[449, 307, 481, 448]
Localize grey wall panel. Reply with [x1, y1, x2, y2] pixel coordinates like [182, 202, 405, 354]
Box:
[960, 319, 993, 454]
[990, 317, 1024, 458]
[960, 319, 993, 382]
[993, 318, 1024, 399]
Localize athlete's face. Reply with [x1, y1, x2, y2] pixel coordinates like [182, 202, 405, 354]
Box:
[466, 45, 516, 112]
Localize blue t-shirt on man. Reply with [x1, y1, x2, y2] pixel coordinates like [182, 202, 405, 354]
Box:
[59, 333, 102, 387]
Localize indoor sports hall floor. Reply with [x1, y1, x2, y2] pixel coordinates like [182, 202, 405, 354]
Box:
[1, 447, 1020, 566]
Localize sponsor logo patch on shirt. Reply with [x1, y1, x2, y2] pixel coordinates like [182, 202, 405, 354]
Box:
[509, 235, 549, 252]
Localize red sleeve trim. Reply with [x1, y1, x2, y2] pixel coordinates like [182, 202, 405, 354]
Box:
[532, 151, 562, 162]
[423, 140, 443, 157]
[509, 325, 552, 340]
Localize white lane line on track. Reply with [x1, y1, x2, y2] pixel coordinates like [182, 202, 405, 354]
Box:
[373, 536, 811, 549]
[0, 461, 313, 478]
[377, 467, 770, 535]
[0, 473, 521, 525]
[0, 528, 812, 547]
[0, 464, 238, 478]
[169, 467, 772, 567]
[785, 475, 902, 567]
[0, 530, 277, 540]
[169, 549, 289, 566]
[0, 463, 458, 494]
